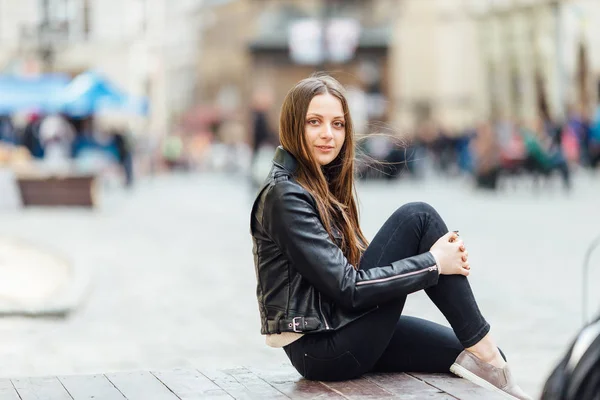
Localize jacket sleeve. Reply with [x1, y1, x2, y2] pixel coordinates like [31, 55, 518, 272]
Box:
[262, 180, 439, 311]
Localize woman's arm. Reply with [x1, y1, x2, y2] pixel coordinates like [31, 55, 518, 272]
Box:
[262, 180, 439, 311]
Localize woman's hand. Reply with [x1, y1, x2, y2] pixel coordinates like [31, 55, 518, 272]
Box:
[429, 231, 470, 276]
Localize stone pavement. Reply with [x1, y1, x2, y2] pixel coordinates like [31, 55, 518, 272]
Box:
[0, 171, 599, 399]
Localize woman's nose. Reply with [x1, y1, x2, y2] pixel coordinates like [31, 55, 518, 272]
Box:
[320, 124, 333, 139]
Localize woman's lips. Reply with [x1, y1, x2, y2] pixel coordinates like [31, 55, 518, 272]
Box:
[316, 146, 334, 153]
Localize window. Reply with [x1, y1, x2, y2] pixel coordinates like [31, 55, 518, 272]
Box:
[129, 0, 147, 35]
[39, 0, 91, 42]
[82, 0, 90, 39]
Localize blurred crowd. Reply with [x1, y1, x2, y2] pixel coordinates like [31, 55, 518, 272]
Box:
[2, 67, 594, 196]
[150, 93, 600, 194]
[359, 103, 600, 192]
[0, 113, 134, 187]
[4, 102, 599, 194]
[412, 103, 600, 192]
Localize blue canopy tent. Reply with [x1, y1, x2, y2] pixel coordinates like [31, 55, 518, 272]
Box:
[0, 74, 70, 114]
[48, 71, 149, 117]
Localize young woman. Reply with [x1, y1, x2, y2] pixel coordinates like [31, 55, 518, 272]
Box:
[250, 74, 531, 400]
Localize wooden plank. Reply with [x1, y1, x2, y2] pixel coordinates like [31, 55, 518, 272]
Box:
[410, 373, 507, 400]
[58, 374, 125, 400]
[248, 364, 344, 399]
[201, 367, 288, 400]
[151, 368, 233, 399]
[366, 373, 455, 399]
[11, 377, 73, 400]
[321, 376, 395, 399]
[198, 369, 251, 399]
[0, 380, 20, 400]
[105, 371, 179, 400]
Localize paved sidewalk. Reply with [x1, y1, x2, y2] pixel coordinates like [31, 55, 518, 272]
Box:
[0, 172, 598, 399]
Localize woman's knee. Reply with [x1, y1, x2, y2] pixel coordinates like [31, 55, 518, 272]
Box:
[394, 202, 440, 221]
[393, 202, 448, 249]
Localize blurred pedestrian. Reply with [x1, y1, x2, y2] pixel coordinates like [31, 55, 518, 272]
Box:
[249, 74, 531, 399]
[519, 116, 571, 190]
[0, 116, 17, 145]
[161, 134, 185, 171]
[21, 113, 44, 159]
[39, 113, 76, 170]
[111, 129, 134, 188]
[249, 87, 276, 186]
[589, 102, 600, 168]
[471, 122, 500, 190]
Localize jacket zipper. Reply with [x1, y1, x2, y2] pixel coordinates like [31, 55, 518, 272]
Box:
[356, 265, 437, 286]
[318, 292, 331, 330]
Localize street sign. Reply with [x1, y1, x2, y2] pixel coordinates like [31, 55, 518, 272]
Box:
[289, 18, 360, 65]
[326, 19, 360, 64]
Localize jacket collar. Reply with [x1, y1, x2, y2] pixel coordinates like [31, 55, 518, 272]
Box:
[273, 146, 298, 174]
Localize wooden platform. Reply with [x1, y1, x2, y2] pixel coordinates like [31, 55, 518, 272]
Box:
[0, 364, 506, 399]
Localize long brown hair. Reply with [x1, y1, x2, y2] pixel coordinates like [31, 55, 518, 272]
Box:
[279, 74, 369, 268]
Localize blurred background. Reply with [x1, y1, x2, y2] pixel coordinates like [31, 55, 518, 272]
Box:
[1, 0, 600, 398]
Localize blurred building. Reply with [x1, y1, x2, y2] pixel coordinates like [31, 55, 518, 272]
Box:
[393, 0, 482, 132]
[0, 0, 220, 134]
[4, 0, 596, 138]
[470, 0, 600, 123]
[197, 0, 397, 136]
[395, 0, 600, 130]
[197, 0, 484, 135]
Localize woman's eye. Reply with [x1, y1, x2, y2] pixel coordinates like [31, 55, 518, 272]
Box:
[334, 121, 345, 128]
[308, 119, 319, 125]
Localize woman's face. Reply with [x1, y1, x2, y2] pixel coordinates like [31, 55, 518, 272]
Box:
[304, 93, 346, 166]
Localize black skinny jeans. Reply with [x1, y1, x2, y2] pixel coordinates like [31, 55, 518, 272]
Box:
[284, 202, 492, 381]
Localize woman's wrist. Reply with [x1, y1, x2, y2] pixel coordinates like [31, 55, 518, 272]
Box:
[429, 250, 442, 275]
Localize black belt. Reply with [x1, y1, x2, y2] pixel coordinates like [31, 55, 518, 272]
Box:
[267, 317, 321, 333]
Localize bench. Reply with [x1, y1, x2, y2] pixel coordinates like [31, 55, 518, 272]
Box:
[16, 173, 97, 208]
[1, 364, 506, 399]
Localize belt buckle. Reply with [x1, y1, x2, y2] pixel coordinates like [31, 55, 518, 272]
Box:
[291, 317, 303, 332]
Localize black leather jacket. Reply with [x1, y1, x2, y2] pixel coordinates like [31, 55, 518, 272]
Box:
[250, 147, 440, 335]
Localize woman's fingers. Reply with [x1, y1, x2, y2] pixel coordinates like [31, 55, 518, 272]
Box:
[447, 231, 459, 243]
[453, 239, 465, 252]
[461, 251, 469, 262]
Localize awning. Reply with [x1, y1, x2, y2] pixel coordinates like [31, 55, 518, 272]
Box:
[0, 74, 70, 114]
[48, 71, 149, 117]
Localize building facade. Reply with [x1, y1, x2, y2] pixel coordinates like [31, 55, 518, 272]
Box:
[195, 0, 398, 136]
[391, 0, 482, 132]
[471, 0, 600, 124]
[196, 0, 486, 134]
[5, 0, 594, 137]
[0, 0, 210, 134]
